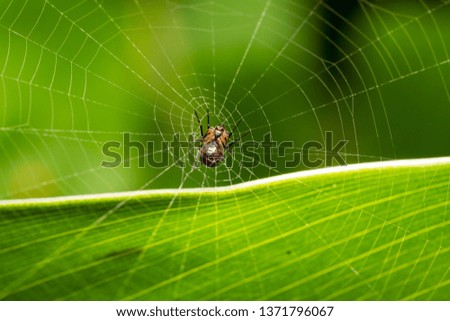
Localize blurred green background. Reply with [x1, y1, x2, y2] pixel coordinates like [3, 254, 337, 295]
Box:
[0, 0, 449, 198]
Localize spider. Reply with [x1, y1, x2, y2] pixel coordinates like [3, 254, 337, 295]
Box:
[194, 109, 243, 167]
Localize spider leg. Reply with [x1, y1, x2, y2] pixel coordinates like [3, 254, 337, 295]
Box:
[228, 118, 242, 139]
[207, 108, 210, 129]
[194, 110, 203, 137]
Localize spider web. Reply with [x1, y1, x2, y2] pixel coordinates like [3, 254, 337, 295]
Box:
[0, 0, 449, 301]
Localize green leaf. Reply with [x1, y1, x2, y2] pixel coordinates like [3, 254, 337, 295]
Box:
[1, 158, 449, 300]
